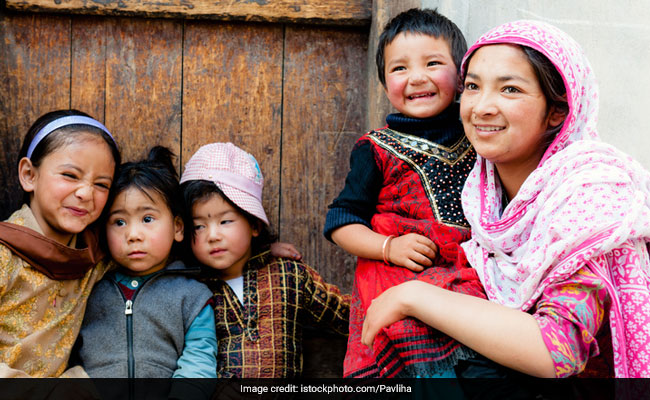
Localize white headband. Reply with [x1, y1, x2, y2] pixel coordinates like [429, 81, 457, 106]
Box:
[27, 115, 115, 159]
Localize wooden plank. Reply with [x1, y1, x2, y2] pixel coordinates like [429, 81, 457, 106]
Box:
[366, 0, 422, 130]
[103, 17, 183, 166]
[280, 25, 368, 292]
[6, 0, 371, 26]
[181, 20, 284, 230]
[0, 10, 71, 220]
[71, 17, 107, 121]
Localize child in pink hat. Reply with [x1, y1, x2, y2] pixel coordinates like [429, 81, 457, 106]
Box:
[180, 142, 350, 378]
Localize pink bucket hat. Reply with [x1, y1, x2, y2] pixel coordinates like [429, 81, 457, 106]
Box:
[180, 143, 269, 225]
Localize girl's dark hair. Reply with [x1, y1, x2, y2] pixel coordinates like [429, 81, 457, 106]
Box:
[101, 146, 182, 254]
[181, 179, 275, 259]
[18, 109, 121, 203]
[106, 146, 181, 218]
[376, 8, 467, 87]
[520, 46, 569, 149]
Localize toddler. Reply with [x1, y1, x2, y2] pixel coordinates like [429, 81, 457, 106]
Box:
[75, 147, 217, 396]
[324, 8, 486, 378]
[181, 142, 350, 378]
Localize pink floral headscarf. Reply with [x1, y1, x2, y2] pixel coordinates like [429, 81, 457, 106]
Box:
[459, 20, 650, 377]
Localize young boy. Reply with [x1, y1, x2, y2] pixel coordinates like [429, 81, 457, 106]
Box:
[181, 142, 350, 378]
[74, 147, 217, 398]
[324, 8, 486, 378]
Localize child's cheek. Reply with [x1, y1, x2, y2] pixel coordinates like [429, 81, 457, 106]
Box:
[106, 229, 123, 259]
[385, 77, 405, 99]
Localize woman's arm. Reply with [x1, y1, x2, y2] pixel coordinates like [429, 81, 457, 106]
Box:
[361, 280, 556, 378]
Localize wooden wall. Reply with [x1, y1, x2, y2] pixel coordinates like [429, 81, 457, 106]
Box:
[0, 7, 368, 294]
[0, 0, 424, 377]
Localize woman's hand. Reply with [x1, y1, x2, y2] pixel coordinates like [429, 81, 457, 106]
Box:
[387, 233, 437, 272]
[270, 242, 302, 260]
[361, 280, 424, 347]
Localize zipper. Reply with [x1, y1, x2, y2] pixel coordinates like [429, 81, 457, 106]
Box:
[108, 268, 169, 387]
[125, 299, 134, 379]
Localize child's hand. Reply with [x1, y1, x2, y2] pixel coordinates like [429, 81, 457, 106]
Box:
[386, 233, 437, 272]
[270, 242, 302, 260]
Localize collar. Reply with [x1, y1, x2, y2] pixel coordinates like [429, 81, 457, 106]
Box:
[0, 204, 104, 280]
[385, 102, 463, 146]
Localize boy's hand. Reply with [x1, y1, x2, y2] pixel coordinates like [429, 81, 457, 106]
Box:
[386, 233, 437, 272]
[270, 242, 302, 260]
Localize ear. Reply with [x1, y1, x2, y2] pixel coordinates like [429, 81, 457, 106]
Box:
[251, 221, 261, 238]
[456, 74, 464, 93]
[547, 106, 567, 128]
[173, 216, 184, 242]
[18, 157, 37, 193]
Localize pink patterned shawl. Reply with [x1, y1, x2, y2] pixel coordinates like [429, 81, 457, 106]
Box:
[459, 20, 650, 377]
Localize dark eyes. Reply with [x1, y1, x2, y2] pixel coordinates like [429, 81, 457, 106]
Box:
[463, 83, 521, 94]
[503, 86, 521, 94]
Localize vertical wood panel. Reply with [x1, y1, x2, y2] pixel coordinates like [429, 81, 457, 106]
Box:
[281, 26, 368, 292]
[104, 18, 183, 166]
[0, 10, 71, 220]
[182, 21, 284, 229]
[71, 16, 107, 121]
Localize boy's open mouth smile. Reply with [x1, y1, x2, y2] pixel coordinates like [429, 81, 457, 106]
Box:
[407, 92, 435, 100]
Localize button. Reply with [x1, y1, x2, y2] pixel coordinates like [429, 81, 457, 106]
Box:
[58, 288, 68, 297]
[131, 280, 139, 288]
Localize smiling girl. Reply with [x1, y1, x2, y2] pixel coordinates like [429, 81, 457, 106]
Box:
[0, 109, 120, 377]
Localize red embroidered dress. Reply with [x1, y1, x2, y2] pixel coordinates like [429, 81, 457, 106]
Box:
[326, 107, 486, 377]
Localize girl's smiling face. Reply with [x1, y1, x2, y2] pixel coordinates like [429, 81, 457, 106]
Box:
[19, 133, 115, 245]
[461, 44, 565, 176]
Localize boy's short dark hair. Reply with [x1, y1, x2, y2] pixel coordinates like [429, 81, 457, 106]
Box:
[376, 8, 467, 86]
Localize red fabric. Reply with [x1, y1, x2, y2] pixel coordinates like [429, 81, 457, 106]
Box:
[344, 133, 485, 377]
